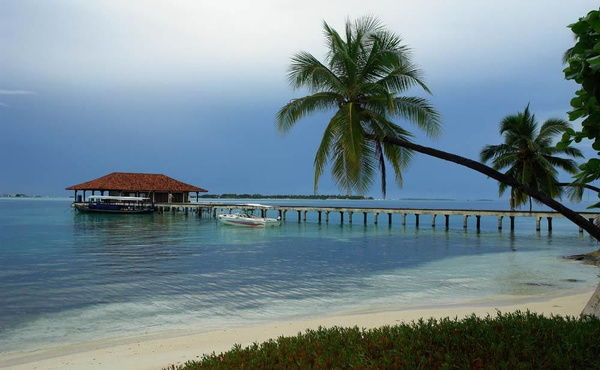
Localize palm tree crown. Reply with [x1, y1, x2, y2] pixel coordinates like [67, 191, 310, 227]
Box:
[480, 104, 583, 211]
[275, 16, 441, 197]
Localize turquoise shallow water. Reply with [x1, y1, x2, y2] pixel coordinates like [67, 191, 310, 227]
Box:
[0, 197, 599, 353]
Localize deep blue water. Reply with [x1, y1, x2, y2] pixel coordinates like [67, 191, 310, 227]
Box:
[0, 198, 599, 352]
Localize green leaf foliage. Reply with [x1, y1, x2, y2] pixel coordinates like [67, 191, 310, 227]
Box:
[275, 16, 441, 198]
[480, 104, 583, 210]
[166, 312, 600, 369]
[562, 8, 600, 206]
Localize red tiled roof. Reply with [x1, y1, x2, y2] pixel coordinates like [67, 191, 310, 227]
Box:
[66, 172, 208, 192]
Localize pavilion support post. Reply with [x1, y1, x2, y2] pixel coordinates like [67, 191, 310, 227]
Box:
[318, 211, 322, 223]
[497, 216, 503, 230]
[325, 211, 330, 223]
[402, 213, 406, 225]
[476, 215, 481, 231]
[303, 211, 307, 221]
[510, 216, 515, 230]
[340, 212, 344, 224]
[374, 213, 379, 224]
[547, 217, 552, 232]
[283, 210, 287, 220]
[363, 212, 367, 225]
[431, 214, 436, 228]
[536, 217, 541, 231]
[463, 215, 469, 229]
[349, 212, 353, 224]
[388, 213, 392, 226]
[445, 215, 450, 228]
[415, 214, 419, 228]
[297, 211, 301, 222]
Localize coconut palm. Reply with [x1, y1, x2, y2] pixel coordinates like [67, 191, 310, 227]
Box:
[275, 16, 441, 198]
[480, 105, 583, 211]
[276, 15, 600, 241]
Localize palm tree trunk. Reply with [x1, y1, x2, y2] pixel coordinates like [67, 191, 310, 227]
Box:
[380, 136, 600, 241]
[529, 197, 532, 212]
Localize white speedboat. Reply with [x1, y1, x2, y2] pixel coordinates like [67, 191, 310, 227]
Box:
[217, 212, 281, 227]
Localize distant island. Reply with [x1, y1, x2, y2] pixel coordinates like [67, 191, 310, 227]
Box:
[1, 193, 43, 198]
[197, 194, 373, 200]
[397, 198, 455, 201]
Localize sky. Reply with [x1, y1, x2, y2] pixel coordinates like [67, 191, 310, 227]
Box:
[1, 0, 599, 200]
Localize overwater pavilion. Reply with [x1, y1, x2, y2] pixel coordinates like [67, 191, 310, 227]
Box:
[66, 172, 208, 203]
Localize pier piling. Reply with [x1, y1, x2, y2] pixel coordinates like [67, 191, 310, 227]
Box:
[151, 202, 600, 235]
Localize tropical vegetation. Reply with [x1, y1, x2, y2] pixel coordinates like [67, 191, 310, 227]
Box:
[276, 15, 600, 240]
[165, 10, 600, 370]
[275, 16, 441, 198]
[166, 311, 600, 369]
[480, 105, 583, 211]
[560, 8, 600, 208]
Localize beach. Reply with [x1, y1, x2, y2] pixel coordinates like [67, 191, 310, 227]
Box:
[0, 289, 594, 370]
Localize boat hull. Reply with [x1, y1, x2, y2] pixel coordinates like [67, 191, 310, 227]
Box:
[217, 214, 280, 227]
[74, 204, 155, 214]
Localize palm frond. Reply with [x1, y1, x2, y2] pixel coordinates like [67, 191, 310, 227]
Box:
[490, 153, 520, 171]
[541, 155, 580, 174]
[275, 93, 341, 134]
[479, 144, 514, 163]
[536, 118, 570, 143]
[387, 96, 441, 138]
[313, 113, 344, 193]
[288, 52, 343, 93]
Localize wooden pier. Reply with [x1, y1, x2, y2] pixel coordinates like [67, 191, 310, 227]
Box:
[153, 202, 600, 233]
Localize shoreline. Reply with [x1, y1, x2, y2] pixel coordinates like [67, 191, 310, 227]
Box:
[1, 288, 595, 370]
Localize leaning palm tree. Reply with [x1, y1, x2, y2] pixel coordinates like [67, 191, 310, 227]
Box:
[480, 105, 583, 212]
[276, 15, 600, 241]
[276, 16, 441, 198]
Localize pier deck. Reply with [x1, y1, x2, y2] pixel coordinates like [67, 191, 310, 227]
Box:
[151, 202, 600, 233]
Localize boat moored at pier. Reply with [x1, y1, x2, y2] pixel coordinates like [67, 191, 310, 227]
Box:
[217, 207, 281, 227]
[74, 196, 155, 214]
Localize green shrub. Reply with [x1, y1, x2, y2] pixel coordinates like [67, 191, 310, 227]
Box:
[165, 311, 600, 369]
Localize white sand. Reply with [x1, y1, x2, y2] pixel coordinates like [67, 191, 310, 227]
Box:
[0, 290, 595, 370]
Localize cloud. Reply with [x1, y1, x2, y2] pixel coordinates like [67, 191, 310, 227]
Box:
[0, 89, 35, 95]
[2, 0, 596, 91]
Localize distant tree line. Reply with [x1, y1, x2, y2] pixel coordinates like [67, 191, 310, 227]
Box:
[197, 194, 373, 200]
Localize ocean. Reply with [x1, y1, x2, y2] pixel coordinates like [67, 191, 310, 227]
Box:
[0, 197, 598, 353]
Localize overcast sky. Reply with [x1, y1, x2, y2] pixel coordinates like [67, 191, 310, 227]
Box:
[1, 0, 598, 199]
